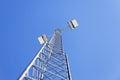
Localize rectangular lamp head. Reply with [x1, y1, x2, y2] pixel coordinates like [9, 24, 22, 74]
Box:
[38, 34, 48, 44]
[68, 19, 79, 29]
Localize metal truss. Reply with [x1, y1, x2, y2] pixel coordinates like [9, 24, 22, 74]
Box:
[19, 29, 72, 80]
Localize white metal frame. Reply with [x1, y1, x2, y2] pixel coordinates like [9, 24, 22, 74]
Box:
[19, 29, 72, 80]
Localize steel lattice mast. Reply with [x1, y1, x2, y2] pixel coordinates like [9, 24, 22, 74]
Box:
[19, 19, 78, 80]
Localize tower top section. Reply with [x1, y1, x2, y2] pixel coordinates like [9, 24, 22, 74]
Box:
[38, 19, 79, 44]
[55, 29, 61, 34]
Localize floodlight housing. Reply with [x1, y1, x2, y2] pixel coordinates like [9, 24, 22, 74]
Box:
[68, 19, 79, 29]
[38, 34, 48, 44]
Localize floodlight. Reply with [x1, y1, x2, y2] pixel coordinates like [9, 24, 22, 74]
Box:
[38, 34, 48, 44]
[68, 19, 79, 29]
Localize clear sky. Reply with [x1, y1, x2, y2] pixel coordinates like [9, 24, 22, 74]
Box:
[0, 0, 120, 80]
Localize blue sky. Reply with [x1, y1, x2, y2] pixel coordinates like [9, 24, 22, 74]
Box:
[0, 0, 120, 80]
